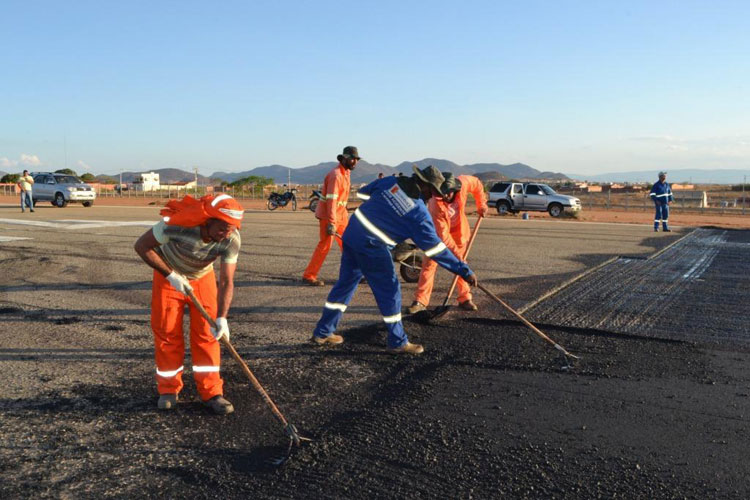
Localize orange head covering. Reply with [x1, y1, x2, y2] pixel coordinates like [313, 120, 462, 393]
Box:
[160, 194, 244, 229]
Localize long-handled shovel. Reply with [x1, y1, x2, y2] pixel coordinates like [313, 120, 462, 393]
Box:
[185, 289, 311, 455]
[477, 283, 580, 367]
[430, 216, 483, 320]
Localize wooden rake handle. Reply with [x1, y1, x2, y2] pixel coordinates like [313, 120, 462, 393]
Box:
[442, 216, 483, 306]
[477, 283, 579, 360]
[184, 288, 291, 428]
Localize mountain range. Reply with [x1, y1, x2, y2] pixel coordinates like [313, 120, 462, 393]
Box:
[210, 159, 568, 184]
[568, 169, 749, 184]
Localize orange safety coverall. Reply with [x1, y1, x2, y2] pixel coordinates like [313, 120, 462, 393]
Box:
[151, 269, 223, 400]
[303, 164, 351, 280]
[415, 175, 488, 305]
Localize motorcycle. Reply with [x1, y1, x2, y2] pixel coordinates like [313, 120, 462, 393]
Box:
[308, 189, 323, 212]
[267, 188, 297, 211]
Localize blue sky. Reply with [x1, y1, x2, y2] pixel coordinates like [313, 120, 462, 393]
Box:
[1, 0, 749, 176]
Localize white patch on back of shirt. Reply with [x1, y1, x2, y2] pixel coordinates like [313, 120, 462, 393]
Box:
[383, 184, 416, 216]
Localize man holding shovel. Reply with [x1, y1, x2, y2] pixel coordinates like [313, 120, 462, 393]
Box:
[408, 173, 488, 314]
[311, 165, 478, 355]
[134, 194, 244, 414]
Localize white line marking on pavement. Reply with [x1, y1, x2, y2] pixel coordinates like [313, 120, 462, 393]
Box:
[0, 236, 32, 242]
[0, 218, 157, 230]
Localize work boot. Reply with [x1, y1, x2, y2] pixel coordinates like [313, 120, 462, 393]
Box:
[458, 299, 478, 311]
[203, 395, 234, 415]
[407, 301, 426, 314]
[312, 334, 344, 346]
[157, 394, 178, 410]
[388, 342, 424, 355]
[663, 228, 672, 232]
[303, 277, 325, 286]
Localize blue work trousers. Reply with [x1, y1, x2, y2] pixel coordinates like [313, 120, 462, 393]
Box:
[20, 191, 33, 212]
[654, 203, 669, 230]
[313, 241, 407, 349]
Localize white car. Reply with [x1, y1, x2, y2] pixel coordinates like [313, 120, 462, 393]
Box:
[488, 182, 581, 217]
[31, 172, 96, 208]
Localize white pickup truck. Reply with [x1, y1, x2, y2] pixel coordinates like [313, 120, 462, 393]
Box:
[488, 182, 581, 217]
[31, 172, 96, 208]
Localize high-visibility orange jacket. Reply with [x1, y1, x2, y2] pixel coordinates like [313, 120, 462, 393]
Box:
[427, 175, 487, 242]
[315, 164, 351, 225]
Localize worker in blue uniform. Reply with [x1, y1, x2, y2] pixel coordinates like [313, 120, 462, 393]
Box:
[311, 165, 478, 355]
[649, 171, 674, 232]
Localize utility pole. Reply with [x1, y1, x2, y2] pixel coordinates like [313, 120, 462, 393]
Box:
[193, 167, 199, 195]
[119, 169, 123, 197]
[743, 174, 746, 216]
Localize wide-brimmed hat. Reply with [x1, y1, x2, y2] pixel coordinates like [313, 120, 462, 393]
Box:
[412, 165, 446, 194]
[440, 172, 462, 196]
[337, 146, 361, 161]
[658, 171, 667, 177]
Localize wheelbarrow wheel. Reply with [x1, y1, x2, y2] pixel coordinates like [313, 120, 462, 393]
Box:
[400, 255, 423, 283]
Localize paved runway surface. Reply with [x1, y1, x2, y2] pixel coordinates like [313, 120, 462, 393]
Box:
[2, 205, 749, 498]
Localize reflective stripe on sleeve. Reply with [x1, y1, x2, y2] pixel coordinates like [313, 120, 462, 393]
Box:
[655, 193, 670, 197]
[383, 313, 402, 323]
[354, 209, 397, 246]
[423, 241, 447, 257]
[356, 192, 371, 200]
[156, 366, 184, 378]
[324, 302, 347, 312]
[326, 194, 338, 199]
[193, 365, 220, 373]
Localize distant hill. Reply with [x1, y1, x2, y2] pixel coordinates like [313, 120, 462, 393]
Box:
[96, 168, 212, 184]
[568, 169, 749, 184]
[474, 171, 509, 183]
[209, 159, 568, 184]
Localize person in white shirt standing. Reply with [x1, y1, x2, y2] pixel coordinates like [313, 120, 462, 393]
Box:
[17, 170, 34, 213]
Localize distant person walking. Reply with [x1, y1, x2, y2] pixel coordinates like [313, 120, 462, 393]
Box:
[134, 194, 244, 414]
[302, 146, 360, 286]
[17, 170, 34, 212]
[649, 171, 673, 232]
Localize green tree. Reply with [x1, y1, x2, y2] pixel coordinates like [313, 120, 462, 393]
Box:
[228, 175, 275, 187]
[55, 168, 78, 176]
[80, 173, 97, 182]
[1, 173, 20, 183]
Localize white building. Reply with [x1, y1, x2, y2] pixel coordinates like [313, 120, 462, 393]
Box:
[133, 172, 160, 191]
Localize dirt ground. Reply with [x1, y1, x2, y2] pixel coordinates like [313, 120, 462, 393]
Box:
[3, 194, 749, 229]
[1, 204, 749, 498]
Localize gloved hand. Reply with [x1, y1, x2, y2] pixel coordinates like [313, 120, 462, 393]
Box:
[464, 273, 478, 287]
[210, 317, 230, 342]
[166, 271, 193, 295]
[478, 205, 488, 217]
[326, 223, 337, 236]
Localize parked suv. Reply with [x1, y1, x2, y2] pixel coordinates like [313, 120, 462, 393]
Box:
[31, 172, 96, 207]
[488, 182, 581, 217]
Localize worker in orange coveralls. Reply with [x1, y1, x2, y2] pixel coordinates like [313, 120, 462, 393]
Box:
[302, 146, 359, 286]
[134, 194, 244, 415]
[408, 173, 488, 314]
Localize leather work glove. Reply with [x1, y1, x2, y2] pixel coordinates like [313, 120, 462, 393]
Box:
[166, 271, 193, 295]
[326, 223, 337, 236]
[210, 317, 230, 342]
[465, 273, 478, 287]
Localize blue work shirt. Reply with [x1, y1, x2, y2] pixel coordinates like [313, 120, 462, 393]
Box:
[649, 181, 674, 205]
[348, 176, 473, 279]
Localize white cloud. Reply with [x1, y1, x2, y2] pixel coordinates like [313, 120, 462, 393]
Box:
[76, 160, 92, 171]
[0, 154, 44, 170]
[0, 157, 16, 168]
[20, 154, 42, 166]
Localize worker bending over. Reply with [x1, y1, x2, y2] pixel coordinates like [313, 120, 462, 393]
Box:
[302, 146, 359, 286]
[409, 173, 488, 314]
[312, 165, 478, 355]
[134, 194, 244, 414]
